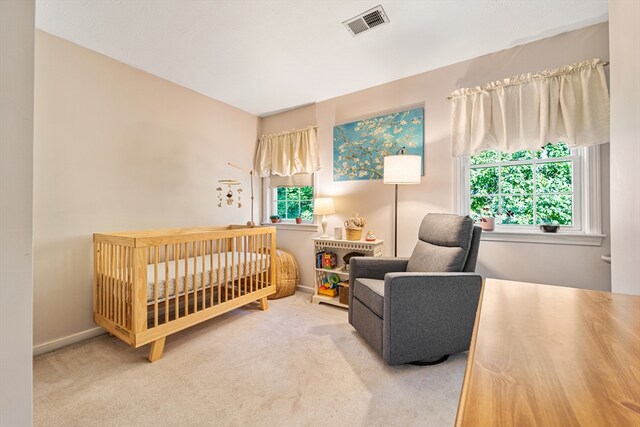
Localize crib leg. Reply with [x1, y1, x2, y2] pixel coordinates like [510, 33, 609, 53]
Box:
[148, 337, 166, 363]
[259, 297, 269, 311]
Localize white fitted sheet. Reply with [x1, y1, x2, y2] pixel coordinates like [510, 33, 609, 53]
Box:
[145, 252, 268, 303]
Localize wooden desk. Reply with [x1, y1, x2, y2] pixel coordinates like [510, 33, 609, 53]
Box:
[456, 279, 640, 426]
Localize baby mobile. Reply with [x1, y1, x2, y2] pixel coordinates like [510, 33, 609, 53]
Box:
[216, 162, 256, 227]
[216, 179, 243, 208]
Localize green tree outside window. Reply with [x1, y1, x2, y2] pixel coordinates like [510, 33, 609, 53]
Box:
[469, 143, 573, 226]
[275, 186, 314, 221]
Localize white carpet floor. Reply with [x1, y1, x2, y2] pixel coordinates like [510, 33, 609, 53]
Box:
[34, 293, 467, 427]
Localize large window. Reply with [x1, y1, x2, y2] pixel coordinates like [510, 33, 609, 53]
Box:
[273, 186, 314, 221]
[460, 142, 604, 245]
[468, 143, 577, 227]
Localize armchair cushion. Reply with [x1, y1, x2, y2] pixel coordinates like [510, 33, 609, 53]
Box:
[407, 214, 475, 272]
[353, 278, 384, 318]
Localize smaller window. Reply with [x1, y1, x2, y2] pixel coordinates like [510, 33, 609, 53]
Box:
[273, 186, 314, 221]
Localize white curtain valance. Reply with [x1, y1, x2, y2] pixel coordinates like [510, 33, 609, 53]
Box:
[449, 58, 610, 156]
[254, 126, 320, 177]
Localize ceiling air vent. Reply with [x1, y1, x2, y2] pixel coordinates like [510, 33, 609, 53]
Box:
[343, 5, 390, 37]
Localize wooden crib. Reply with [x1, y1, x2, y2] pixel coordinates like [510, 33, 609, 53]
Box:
[93, 225, 276, 362]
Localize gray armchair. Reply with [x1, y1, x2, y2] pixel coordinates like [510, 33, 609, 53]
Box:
[348, 213, 482, 365]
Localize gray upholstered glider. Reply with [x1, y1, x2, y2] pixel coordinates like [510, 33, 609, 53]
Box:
[348, 213, 483, 365]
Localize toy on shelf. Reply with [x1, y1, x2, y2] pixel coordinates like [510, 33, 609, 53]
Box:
[322, 252, 337, 269]
[318, 273, 340, 297]
[365, 231, 376, 241]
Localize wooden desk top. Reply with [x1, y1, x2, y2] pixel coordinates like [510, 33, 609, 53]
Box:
[456, 279, 640, 426]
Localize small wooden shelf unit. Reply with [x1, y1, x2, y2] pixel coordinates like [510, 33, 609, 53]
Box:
[312, 237, 384, 308]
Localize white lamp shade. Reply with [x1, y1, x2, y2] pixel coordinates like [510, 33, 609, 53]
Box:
[314, 197, 335, 215]
[383, 155, 422, 184]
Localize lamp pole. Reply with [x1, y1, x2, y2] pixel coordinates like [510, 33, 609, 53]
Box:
[394, 183, 399, 257]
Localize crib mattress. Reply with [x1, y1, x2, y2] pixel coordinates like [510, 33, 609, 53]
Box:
[146, 252, 268, 302]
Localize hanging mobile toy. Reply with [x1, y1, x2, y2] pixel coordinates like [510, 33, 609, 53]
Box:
[218, 179, 241, 207]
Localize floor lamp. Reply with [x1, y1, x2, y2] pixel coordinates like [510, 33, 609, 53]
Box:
[383, 150, 421, 256]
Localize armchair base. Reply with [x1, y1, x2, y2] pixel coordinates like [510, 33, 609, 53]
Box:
[408, 354, 450, 366]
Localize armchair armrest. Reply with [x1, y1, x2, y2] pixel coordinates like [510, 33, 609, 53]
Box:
[349, 257, 409, 285]
[382, 273, 482, 365]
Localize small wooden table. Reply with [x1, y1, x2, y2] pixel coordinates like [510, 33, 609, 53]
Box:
[456, 279, 640, 426]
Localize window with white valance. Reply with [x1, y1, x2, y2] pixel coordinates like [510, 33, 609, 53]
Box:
[255, 127, 320, 225]
[451, 59, 609, 245]
[449, 58, 610, 156]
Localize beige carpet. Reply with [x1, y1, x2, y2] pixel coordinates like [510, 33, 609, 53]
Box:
[34, 293, 467, 427]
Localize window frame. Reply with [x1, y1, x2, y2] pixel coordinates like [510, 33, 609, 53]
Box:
[261, 175, 319, 231]
[455, 145, 604, 246]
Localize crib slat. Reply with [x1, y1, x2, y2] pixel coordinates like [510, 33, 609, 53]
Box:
[174, 244, 179, 321]
[184, 243, 189, 316]
[269, 233, 276, 290]
[103, 244, 108, 319]
[119, 245, 123, 326]
[153, 246, 159, 327]
[245, 236, 253, 293]
[126, 246, 131, 329]
[233, 238, 237, 300]
[217, 240, 222, 305]
[121, 245, 126, 327]
[223, 244, 227, 302]
[238, 236, 242, 296]
[164, 245, 169, 323]
[242, 236, 247, 295]
[238, 236, 243, 296]
[209, 240, 214, 308]
[96, 243, 102, 316]
[116, 245, 121, 326]
[201, 240, 206, 310]
[97, 243, 102, 316]
[114, 245, 124, 325]
[108, 244, 114, 319]
[260, 234, 265, 289]
[192, 241, 197, 313]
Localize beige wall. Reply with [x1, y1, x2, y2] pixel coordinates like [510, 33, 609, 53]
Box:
[1, 1, 35, 424]
[609, 1, 640, 296]
[33, 31, 261, 348]
[264, 23, 612, 293]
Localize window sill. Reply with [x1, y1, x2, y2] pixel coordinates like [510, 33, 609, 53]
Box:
[480, 230, 605, 246]
[261, 222, 319, 232]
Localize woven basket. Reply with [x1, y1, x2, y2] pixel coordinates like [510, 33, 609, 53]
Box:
[268, 248, 299, 299]
[345, 227, 362, 241]
[338, 282, 349, 305]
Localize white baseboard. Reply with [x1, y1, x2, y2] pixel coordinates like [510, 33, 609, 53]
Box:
[33, 326, 106, 356]
[296, 285, 314, 294]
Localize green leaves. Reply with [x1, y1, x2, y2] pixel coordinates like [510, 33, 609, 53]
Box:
[536, 161, 572, 193]
[276, 186, 314, 220]
[537, 195, 572, 225]
[501, 165, 533, 194]
[470, 167, 498, 195]
[469, 143, 573, 226]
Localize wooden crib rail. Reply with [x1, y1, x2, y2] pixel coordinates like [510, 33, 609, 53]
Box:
[94, 225, 274, 248]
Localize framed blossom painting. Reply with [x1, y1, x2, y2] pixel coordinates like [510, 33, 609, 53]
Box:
[333, 107, 424, 181]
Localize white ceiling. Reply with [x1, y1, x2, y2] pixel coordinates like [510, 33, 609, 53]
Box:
[36, 0, 608, 117]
